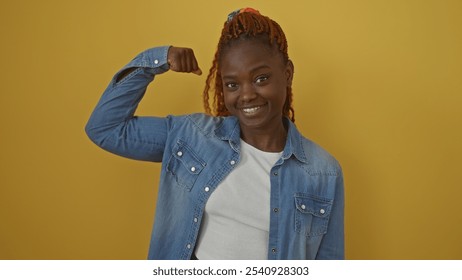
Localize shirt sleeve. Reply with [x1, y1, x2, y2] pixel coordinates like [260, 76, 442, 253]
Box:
[315, 171, 345, 259]
[85, 46, 171, 162]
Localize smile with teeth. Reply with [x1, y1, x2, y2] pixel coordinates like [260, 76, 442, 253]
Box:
[241, 106, 263, 114]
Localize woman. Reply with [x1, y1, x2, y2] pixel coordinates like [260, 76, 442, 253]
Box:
[86, 8, 344, 260]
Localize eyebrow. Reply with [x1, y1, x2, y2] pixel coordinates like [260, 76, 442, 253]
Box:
[221, 64, 271, 80]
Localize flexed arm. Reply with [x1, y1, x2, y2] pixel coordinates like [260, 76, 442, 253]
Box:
[85, 46, 202, 162]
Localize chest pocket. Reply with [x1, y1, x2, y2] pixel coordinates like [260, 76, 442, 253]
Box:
[294, 193, 333, 237]
[166, 139, 206, 191]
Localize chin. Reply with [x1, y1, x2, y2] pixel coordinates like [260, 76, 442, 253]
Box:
[237, 115, 271, 128]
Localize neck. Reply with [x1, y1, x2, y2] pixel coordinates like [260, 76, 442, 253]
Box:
[240, 120, 287, 152]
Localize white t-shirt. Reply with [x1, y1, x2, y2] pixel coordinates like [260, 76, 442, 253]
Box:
[195, 139, 282, 259]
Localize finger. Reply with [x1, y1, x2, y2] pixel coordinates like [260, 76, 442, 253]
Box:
[190, 50, 202, 75]
[167, 56, 178, 72]
[167, 59, 174, 71]
[185, 49, 193, 73]
[167, 47, 183, 72]
[167, 47, 175, 71]
[175, 51, 184, 72]
[192, 67, 202, 76]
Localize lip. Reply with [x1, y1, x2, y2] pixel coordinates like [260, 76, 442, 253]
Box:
[238, 104, 267, 115]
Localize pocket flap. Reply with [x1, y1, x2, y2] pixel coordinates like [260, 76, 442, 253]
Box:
[295, 193, 333, 218]
[171, 139, 206, 175]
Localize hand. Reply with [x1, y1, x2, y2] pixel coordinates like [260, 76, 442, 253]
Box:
[167, 46, 202, 75]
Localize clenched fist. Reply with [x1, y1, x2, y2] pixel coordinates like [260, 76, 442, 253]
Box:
[167, 46, 202, 75]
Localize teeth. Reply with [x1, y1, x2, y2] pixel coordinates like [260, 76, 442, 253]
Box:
[242, 106, 261, 113]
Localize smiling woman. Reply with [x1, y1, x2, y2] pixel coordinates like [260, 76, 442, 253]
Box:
[220, 39, 294, 152]
[85, 7, 344, 260]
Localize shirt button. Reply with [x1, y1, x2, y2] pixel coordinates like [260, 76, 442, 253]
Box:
[230, 160, 236, 165]
[271, 248, 277, 253]
[301, 204, 306, 210]
[273, 208, 279, 213]
[320, 209, 326, 214]
[177, 151, 183, 157]
[194, 218, 198, 223]
[273, 171, 278, 176]
[204, 187, 210, 192]
[190, 166, 196, 172]
[154, 59, 159, 64]
[187, 244, 191, 249]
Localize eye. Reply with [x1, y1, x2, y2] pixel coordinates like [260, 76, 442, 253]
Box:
[225, 82, 238, 90]
[255, 75, 269, 84]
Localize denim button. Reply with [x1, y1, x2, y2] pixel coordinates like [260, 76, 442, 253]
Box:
[194, 218, 198, 223]
[191, 166, 196, 172]
[177, 151, 183, 157]
[187, 244, 191, 249]
[154, 59, 159, 64]
[320, 209, 325, 214]
[301, 204, 306, 210]
[230, 160, 236, 165]
[204, 187, 210, 192]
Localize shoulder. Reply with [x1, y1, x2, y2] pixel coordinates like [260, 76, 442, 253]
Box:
[300, 135, 342, 177]
[286, 121, 342, 176]
[187, 113, 226, 127]
[167, 113, 232, 136]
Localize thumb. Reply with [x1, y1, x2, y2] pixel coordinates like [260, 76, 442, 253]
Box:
[192, 67, 202, 76]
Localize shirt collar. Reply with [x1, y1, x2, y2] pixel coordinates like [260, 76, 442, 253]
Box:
[214, 116, 308, 163]
[214, 116, 241, 152]
[281, 118, 308, 164]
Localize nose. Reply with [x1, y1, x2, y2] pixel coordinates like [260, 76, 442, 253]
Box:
[240, 83, 257, 102]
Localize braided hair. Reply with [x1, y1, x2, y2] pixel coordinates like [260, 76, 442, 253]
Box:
[203, 8, 295, 122]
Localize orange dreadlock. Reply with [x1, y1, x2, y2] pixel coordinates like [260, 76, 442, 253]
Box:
[203, 8, 295, 122]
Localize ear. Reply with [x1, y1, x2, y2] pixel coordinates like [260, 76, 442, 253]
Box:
[285, 59, 294, 86]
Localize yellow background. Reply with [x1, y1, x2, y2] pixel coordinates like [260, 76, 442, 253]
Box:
[1, 0, 461, 259]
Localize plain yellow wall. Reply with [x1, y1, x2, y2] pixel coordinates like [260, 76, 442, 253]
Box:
[1, 0, 461, 259]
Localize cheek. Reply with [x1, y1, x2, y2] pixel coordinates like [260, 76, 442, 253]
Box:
[281, 90, 288, 104]
[267, 85, 288, 107]
[278, 92, 288, 111]
[223, 93, 234, 111]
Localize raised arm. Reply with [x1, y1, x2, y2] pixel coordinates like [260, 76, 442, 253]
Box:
[85, 46, 201, 162]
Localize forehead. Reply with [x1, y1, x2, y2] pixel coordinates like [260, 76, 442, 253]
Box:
[219, 39, 284, 72]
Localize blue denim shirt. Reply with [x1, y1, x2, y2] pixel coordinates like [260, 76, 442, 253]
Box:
[85, 46, 344, 260]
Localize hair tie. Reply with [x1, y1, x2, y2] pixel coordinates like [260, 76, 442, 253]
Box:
[227, 7, 261, 23]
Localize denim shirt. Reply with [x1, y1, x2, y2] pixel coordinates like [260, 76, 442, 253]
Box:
[85, 46, 344, 260]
